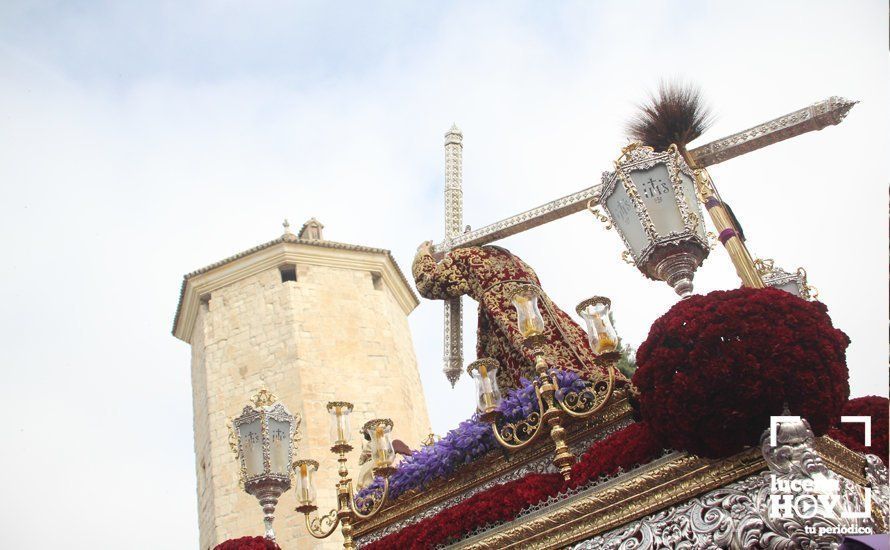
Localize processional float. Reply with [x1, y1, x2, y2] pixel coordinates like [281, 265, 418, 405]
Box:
[223, 90, 886, 550]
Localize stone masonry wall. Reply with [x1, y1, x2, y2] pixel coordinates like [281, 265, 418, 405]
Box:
[191, 257, 430, 550]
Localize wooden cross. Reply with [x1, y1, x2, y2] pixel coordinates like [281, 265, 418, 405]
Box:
[435, 97, 856, 386]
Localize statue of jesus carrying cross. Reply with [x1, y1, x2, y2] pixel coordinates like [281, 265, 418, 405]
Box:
[412, 241, 624, 393]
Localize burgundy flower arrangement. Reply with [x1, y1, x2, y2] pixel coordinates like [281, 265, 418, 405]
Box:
[633, 287, 850, 458]
[213, 536, 280, 550]
[362, 421, 663, 550]
[827, 395, 889, 465]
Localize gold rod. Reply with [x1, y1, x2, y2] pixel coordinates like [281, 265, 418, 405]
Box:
[694, 170, 764, 289]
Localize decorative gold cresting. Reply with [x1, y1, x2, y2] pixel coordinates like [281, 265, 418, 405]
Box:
[250, 389, 278, 408]
[586, 197, 612, 230]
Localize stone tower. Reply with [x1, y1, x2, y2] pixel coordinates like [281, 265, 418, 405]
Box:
[172, 220, 431, 550]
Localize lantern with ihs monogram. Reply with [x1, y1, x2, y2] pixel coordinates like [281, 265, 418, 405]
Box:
[229, 389, 300, 541]
[592, 143, 710, 297]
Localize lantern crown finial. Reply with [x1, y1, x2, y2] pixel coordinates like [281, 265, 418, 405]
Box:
[250, 389, 278, 408]
[615, 141, 652, 166]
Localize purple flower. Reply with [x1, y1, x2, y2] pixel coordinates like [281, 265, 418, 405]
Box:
[355, 370, 586, 504]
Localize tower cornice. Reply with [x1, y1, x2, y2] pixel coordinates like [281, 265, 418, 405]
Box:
[172, 237, 419, 342]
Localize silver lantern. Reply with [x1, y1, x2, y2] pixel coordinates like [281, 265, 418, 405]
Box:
[594, 142, 709, 297]
[754, 258, 817, 300]
[229, 389, 300, 541]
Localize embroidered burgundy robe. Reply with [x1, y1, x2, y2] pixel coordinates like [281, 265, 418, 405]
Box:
[412, 245, 623, 390]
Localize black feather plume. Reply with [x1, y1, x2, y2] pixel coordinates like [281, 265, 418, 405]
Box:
[627, 82, 714, 155]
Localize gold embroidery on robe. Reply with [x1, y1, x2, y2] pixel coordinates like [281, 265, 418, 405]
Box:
[413, 245, 626, 391]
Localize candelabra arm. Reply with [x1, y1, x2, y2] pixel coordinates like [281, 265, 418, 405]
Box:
[551, 367, 615, 419]
[348, 477, 390, 519]
[303, 508, 340, 539]
[490, 379, 545, 450]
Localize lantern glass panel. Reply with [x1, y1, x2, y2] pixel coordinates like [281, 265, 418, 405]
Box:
[268, 418, 291, 475]
[295, 462, 317, 505]
[512, 289, 545, 338]
[239, 419, 264, 477]
[579, 302, 619, 354]
[605, 181, 648, 257]
[678, 171, 707, 239]
[776, 280, 802, 297]
[470, 363, 502, 412]
[369, 423, 395, 468]
[328, 406, 351, 445]
[631, 165, 684, 238]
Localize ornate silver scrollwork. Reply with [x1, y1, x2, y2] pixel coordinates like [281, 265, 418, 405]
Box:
[865, 454, 889, 531]
[573, 475, 764, 549]
[751, 416, 877, 548]
[570, 420, 888, 550]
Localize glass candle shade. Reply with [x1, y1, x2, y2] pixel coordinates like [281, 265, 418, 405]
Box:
[511, 286, 545, 338]
[293, 459, 318, 507]
[576, 297, 619, 354]
[467, 359, 502, 413]
[773, 279, 802, 296]
[363, 419, 395, 468]
[326, 402, 353, 445]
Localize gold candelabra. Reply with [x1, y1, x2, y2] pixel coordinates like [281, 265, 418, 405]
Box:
[294, 402, 396, 550]
[471, 285, 616, 480]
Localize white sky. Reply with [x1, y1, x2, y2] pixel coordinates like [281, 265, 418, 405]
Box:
[0, 1, 886, 548]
